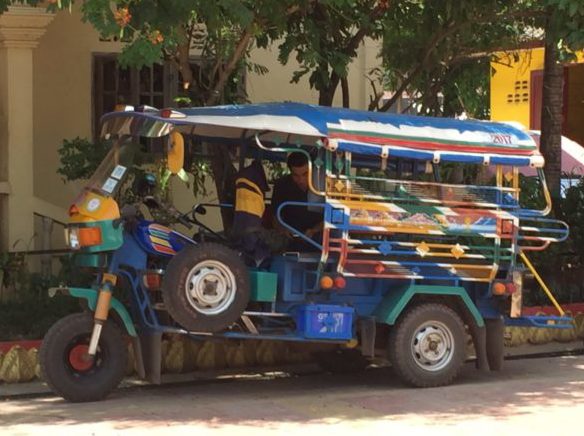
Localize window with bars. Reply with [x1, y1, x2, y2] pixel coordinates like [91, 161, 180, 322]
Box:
[92, 55, 176, 137]
[93, 54, 247, 138]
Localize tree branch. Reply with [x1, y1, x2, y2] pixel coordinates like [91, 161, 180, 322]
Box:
[341, 77, 350, 107]
[378, 8, 544, 112]
[325, 1, 389, 105]
[177, 25, 194, 91]
[207, 25, 254, 105]
[367, 74, 384, 110]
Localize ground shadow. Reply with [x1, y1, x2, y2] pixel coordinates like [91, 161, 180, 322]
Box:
[2, 355, 584, 431]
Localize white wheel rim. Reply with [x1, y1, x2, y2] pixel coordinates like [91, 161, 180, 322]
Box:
[185, 260, 237, 315]
[410, 320, 455, 372]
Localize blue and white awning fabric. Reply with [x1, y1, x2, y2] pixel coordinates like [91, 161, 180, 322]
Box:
[100, 102, 543, 167]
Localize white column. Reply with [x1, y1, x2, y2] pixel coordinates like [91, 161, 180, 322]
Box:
[0, 6, 54, 250]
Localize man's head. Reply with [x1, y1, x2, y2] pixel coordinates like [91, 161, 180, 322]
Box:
[287, 152, 309, 192]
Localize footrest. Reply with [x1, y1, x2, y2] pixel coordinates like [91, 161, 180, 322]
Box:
[505, 315, 573, 329]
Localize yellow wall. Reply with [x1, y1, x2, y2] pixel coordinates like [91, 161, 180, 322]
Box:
[33, 8, 123, 211]
[490, 47, 584, 127]
[490, 47, 544, 127]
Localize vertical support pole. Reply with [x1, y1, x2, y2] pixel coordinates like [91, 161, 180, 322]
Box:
[40, 215, 53, 279]
[512, 166, 520, 201]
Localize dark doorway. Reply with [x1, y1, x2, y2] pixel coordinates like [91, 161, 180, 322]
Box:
[530, 63, 584, 146]
[564, 63, 584, 146]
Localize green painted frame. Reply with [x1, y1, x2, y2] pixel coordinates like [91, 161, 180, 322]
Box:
[373, 284, 484, 328]
[48, 287, 137, 336]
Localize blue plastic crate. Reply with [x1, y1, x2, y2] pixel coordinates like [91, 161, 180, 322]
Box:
[296, 304, 354, 340]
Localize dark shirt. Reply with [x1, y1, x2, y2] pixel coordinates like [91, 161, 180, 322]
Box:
[271, 175, 321, 234]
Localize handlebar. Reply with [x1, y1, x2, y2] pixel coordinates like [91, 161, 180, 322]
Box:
[142, 196, 193, 229]
[190, 203, 233, 243]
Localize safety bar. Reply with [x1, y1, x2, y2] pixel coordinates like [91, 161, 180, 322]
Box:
[520, 251, 566, 316]
[275, 201, 326, 251]
[517, 217, 569, 251]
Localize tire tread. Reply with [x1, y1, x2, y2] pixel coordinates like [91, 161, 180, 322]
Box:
[388, 303, 465, 388]
[162, 243, 250, 332]
[40, 313, 127, 402]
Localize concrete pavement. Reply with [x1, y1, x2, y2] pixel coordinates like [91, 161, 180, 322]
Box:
[1, 354, 584, 435]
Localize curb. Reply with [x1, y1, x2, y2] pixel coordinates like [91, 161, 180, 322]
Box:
[2, 342, 583, 400]
[504, 340, 584, 357]
[0, 363, 322, 400]
[0, 340, 42, 354]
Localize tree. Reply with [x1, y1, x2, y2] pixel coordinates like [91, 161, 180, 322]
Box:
[278, 0, 389, 107]
[371, 0, 582, 203]
[374, 1, 542, 116]
[539, 0, 584, 206]
[56, 0, 307, 105]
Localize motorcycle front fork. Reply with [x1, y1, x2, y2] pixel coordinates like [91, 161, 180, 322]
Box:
[88, 273, 117, 356]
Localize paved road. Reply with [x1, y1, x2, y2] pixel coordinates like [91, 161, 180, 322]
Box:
[2, 355, 584, 435]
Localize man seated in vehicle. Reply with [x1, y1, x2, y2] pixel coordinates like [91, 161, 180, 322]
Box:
[232, 159, 288, 264]
[271, 152, 323, 251]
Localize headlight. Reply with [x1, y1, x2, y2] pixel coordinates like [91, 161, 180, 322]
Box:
[65, 226, 102, 249]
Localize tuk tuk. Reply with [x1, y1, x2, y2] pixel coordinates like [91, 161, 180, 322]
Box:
[39, 102, 571, 402]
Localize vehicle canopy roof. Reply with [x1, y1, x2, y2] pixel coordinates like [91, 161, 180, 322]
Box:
[101, 102, 542, 168]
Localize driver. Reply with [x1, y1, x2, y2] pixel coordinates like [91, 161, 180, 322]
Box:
[271, 152, 322, 251]
[232, 160, 287, 263]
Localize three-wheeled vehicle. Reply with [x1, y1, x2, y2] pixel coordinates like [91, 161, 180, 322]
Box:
[40, 102, 571, 402]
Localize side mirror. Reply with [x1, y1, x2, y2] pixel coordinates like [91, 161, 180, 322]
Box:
[194, 205, 207, 215]
[167, 131, 185, 174]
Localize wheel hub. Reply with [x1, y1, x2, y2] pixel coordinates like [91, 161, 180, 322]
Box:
[185, 260, 237, 315]
[411, 321, 454, 372]
[68, 344, 94, 372]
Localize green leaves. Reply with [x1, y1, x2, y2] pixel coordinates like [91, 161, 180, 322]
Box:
[278, 0, 385, 105]
[378, 0, 540, 116]
[118, 36, 164, 69]
[57, 137, 110, 182]
[546, 0, 584, 50]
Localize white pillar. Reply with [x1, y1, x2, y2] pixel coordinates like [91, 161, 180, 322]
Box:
[0, 6, 54, 251]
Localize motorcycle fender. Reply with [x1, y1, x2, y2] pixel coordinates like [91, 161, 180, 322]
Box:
[48, 286, 137, 337]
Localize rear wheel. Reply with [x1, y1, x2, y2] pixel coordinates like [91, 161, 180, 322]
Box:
[388, 303, 466, 387]
[40, 313, 127, 402]
[162, 243, 250, 332]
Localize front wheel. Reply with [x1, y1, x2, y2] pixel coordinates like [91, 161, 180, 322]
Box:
[388, 303, 466, 387]
[40, 313, 128, 402]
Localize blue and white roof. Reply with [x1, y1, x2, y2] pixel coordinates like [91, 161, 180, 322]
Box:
[100, 102, 542, 167]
